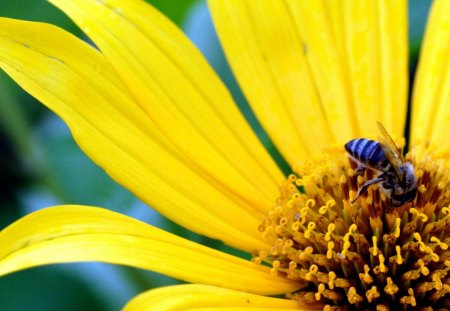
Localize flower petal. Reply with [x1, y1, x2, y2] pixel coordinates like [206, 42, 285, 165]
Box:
[329, 0, 408, 137]
[124, 284, 320, 311]
[47, 0, 283, 209]
[0, 206, 300, 295]
[0, 17, 269, 251]
[411, 0, 450, 149]
[376, 1, 408, 136]
[209, 0, 344, 163]
[209, 0, 408, 163]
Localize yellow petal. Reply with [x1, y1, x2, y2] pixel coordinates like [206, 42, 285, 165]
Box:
[0, 206, 300, 295]
[209, 0, 408, 163]
[209, 0, 343, 164]
[48, 0, 283, 209]
[377, 1, 408, 137]
[411, 0, 450, 150]
[0, 17, 269, 251]
[281, 1, 358, 143]
[124, 284, 320, 311]
[327, 0, 408, 137]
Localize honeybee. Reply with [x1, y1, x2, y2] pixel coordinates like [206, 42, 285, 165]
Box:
[344, 122, 417, 207]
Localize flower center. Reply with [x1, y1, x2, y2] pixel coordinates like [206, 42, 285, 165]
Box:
[254, 144, 450, 310]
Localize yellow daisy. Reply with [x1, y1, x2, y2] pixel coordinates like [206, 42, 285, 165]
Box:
[0, 0, 449, 310]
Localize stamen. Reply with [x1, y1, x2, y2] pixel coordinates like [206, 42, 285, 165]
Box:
[347, 287, 363, 304]
[395, 245, 403, 264]
[430, 236, 448, 250]
[328, 271, 336, 289]
[365, 286, 380, 303]
[255, 144, 450, 309]
[399, 288, 417, 307]
[359, 265, 373, 284]
[384, 277, 399, 295]
[371, 236, 380, 256]
[410, 208, 428, 222]
[304, 222, 316, 239]
[393, 218, 401, 238]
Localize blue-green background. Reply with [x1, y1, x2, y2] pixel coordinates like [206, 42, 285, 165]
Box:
[0, 1, 431, 310]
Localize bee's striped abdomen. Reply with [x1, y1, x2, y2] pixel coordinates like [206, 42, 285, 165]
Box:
[344, 138, 386, 168]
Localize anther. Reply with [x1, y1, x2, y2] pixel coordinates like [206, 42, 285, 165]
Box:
[342, 225, 357, 257]
[377, 254, 388, 273]
[291, 221, 300, 231]
[315, 283, 326, 300]
[304, 222, 316, 239]
[384, 277, 399, 295]
[305, 264, 318, 281]
[430, 236, 448, 250]
[394, 218, 401, 238]
[306, 199, 315, 208]
[424, 252, 440, 263]
[366, 286, 380, 303]
[319, 199, 336, 215]
[328, 271, 336, 289]
[359, 264, 373, 284]
[347, 287, 363, 304]
[270, 259, 280, 276]
[327, 199, 336, 208]
[327, 241, 335, 259]
[395, 245, 403, 264]
[299, 206, 309, 217]
[341, 240, 351, 258]
[319, 205, 328, 215]
[287, 174, 297, 182]
[371, 236, 379, 256]
[298, 247, 314, 261]
[410, 208, 428, 222]
[325, 223, 335, 241]
[413, 233, 429, 253]
[399, 288, 416, 307]
[417, 259, 429, 276]
[320, 200, 335, 214]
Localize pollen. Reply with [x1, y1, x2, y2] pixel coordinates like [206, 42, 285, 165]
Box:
[254, 144, 450, 310]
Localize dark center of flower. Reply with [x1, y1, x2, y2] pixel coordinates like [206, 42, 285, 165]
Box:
[254, 144, 450, 311]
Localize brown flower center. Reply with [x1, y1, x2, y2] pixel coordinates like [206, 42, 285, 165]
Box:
[254, 144, 450, 310]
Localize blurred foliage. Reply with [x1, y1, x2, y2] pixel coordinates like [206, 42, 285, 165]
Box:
[0, 0, 431, 310]
[408, 0, 431, 64]
[1, 267, 105, 311]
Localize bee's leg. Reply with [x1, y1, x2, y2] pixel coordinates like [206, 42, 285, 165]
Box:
[355, 165, 366, 176]
[382, 180, 396, 190]
[351, 177, 385, 204]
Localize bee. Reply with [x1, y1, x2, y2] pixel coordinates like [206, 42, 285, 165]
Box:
[344, 122, 417, 207]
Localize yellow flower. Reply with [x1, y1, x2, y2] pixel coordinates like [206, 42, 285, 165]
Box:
[0, 0, 449, 310]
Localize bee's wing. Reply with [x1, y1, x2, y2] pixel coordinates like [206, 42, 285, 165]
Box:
[376, 121, 405, 181]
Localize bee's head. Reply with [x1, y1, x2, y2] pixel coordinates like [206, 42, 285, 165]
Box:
[400, 162, 417, 191]
[388, 163, 418, 207]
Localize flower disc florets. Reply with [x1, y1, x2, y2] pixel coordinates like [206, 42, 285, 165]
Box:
[254, 144, 450, 310]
